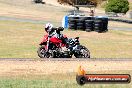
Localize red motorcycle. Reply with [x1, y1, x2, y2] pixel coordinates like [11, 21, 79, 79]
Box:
[37, 27, 90, 58]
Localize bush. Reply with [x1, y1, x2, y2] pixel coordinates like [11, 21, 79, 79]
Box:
[105, 0, 129, 14]
[57, 0, 103, 6]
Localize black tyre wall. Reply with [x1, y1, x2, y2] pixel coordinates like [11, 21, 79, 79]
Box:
[94, 17, 108, 32]
[68, 17, 79, 30]
[76, 19, 85, 30]
[94, 20, 103, 32]
[85, 20, 94, 32]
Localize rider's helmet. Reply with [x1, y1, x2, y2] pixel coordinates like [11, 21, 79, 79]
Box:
[45, 23, 53, 33]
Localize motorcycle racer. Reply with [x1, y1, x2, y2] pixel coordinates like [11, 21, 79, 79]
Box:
[40, 23, 67, 46]
[37, 23, 90, 58]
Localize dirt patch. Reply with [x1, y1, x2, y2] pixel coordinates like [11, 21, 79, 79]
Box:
[0, 60, 132, 76]
[0, 2, 68, 22]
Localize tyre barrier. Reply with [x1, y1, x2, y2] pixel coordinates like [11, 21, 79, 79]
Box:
[68, 17, 79, 30]
[68, 22, 76, 30]
[68, 20, 76, 30]
[85, 20, 94, 32]
[68, 16, 108, 33]
[94, 16, 108, 33]
[94, 20, 103, 32]
[76, 19, 85, 30]
[79, 16, 94, 21]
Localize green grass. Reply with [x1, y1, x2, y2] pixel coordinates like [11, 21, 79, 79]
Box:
[0, 20, 43, 58]
[0, 71, 132, 88]
[0, 78, 131, 88]
[0, 20, 132, 58]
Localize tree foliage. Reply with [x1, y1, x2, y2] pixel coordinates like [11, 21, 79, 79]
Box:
[57, 0, 103, 6]
[105, 0, 129, 13]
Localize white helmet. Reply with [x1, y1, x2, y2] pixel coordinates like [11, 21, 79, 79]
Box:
[45, 23, 53, 32]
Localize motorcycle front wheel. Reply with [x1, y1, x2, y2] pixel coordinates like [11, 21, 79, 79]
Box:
[37, 46, 54, 58]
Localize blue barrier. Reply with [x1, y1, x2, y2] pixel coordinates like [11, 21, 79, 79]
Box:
[62, 15, 68, 29]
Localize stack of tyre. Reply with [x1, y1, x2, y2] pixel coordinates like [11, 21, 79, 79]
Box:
[94, 16, 108, 33]
[68, 16, 94, 31]
[76, 19, 85, 31]
[84, 17, 94, 32]
[68, 17, 79, 30]
[68, 16, 108, 33]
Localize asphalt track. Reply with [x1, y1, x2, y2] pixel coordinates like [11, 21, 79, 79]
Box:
[0, 58, 132, 61]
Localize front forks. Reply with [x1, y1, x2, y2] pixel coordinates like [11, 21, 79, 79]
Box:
[46, 37, 50, 52]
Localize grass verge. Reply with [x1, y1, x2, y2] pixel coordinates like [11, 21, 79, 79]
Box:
[0, 20, 132, 58]
[0, 70, 132, 88]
